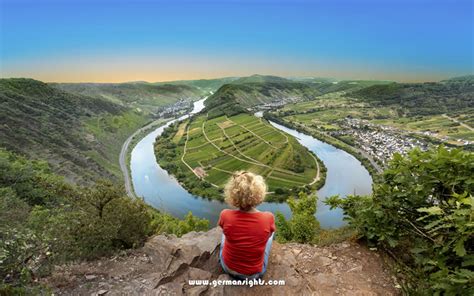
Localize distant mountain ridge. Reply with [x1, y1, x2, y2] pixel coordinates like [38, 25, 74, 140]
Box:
[441, 75, 474, 84]
[351, 79, 474, 116]
[231, 74, 293, 84]
[52, 77, 239, 112]
[52, 82, 203, 113]
[203, 75, 326, 117]
[203, 74, 393, 118]
[155, 77, 238, 91]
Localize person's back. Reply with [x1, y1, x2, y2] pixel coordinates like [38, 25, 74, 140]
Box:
[218, 171, 275, 279]
[219, 209, 275, 275]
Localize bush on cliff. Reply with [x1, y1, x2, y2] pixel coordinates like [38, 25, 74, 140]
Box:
[151, 211, 209, 237]
[275, 192, 320, 243]
[326, 146, 474, 295]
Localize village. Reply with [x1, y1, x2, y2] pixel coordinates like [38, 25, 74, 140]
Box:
[157, 98, 194, 118]
[330, 117, 431, 165]
[257, 97, 302, 110]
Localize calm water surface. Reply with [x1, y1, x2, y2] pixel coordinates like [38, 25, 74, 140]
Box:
[130, 100, 372, 228]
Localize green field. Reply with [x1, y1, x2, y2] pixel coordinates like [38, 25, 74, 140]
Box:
[371, 115, 474, 143]
[276, 91, 474, 143]
[155, 113, 321, 200]
[277, 92, 392, 132]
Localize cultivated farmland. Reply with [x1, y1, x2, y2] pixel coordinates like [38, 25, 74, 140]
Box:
[155, 113, 321, 201]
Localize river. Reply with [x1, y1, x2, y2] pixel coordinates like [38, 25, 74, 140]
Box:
[130, 98, 372, 228]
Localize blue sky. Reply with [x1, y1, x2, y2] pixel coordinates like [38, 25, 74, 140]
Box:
[0, 0, 472, 82]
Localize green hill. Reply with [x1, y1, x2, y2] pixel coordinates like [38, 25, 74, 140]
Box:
[2, 78, 237, 184]
[204, 79, 323, 118]
[0, 78, 150, 183]
[288, 77, 339, 83]
[156, 77, 238, 92]
[311, 80, 393, 94]
[52, 82, 203, 113]
[441, 75, 474, 84]
[231, 74, 293, 84]
[351, 80, 474, 116]
[203, 75, 393, 118]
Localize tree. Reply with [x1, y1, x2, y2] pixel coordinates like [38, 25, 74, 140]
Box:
[80, 179, 124, 218]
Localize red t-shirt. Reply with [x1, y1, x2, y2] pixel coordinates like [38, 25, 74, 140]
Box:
[218, 209, 276, 275]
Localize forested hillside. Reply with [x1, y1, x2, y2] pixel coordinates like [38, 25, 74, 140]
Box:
[156, 77, 238, 92]
[1, 78, 211, 183]
[352, 76, 474, 116]
[0, 78, 137, 183]
[204, 74, 473, 119]
[307, 79, 393, 94]
[52, 82, 203, 114]
[231, 74, 293, 84]
[204, 76, 322, 117]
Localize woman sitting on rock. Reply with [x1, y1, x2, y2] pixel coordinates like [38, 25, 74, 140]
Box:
[218, 171, 275, 279]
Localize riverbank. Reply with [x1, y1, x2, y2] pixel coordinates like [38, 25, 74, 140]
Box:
[264, 112, 382, 182]
[119, 117, 171, 197]
[120, 101, 199, 198]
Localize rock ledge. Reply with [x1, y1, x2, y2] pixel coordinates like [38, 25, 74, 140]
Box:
[45, 228, 399, 295]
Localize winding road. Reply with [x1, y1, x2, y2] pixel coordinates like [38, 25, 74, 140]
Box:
[119, 119, 165, 198]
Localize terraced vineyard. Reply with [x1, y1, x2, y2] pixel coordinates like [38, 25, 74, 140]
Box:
[155, 113, 322, 201]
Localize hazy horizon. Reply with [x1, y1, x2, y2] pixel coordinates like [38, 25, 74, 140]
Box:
[2, 73, 472, 85]
[1, 0, 473, 83]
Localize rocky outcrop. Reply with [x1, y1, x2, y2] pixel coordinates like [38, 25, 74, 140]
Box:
[45, 228, 400, 295]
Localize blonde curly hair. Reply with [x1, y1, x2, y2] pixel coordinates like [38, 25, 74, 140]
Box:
[224, 171, 267, 210]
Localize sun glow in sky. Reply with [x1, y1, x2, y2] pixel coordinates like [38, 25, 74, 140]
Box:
[0, 0, 472, 82]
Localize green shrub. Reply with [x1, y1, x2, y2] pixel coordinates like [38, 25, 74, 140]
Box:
[0, 149, 75, 207]
[0, 188, 30, 227]
[275, 192, 320, 243]
[27, 180, 153, 260]
[1, 150, 210, 291]
[106, 197, 153, 248]
[326, 146, 474, 295]
[275, 212, 292, 241]
[150, 211, 209, 237]
[0, 226, 39, 287]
